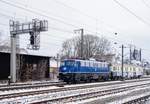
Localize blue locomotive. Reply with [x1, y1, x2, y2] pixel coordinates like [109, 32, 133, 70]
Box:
[59, 59, 110, 83]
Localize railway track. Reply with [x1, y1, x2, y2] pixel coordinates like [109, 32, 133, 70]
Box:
[30, 82, 150, 104]
[123, 93, 150, 104]
[0, 81, 65, 91]
[0, 77, 149, 92]
[0, 79, 150, 103]
[0, 78, 149, 97]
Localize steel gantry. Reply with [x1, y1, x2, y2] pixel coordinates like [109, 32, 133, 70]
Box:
[9, 19, 48, 82]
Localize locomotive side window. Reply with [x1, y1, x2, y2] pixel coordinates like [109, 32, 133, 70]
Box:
[85, 61, 88, 67]
[85, 61, 87, 67]
[90, 61, 92, 67]
[104, 63, 106, 67]
[99, 63, 103, 67]
[80, 61, 84, 67]
[100, 63, 102, 67]
[102, 63, 103, 67]
[93, 62, 95, 67]
[84, 61, 86, 66]
[96, 62, 98, 67]
[98, 63, 100, 68]
[60, 61, 65, 66]
[94, 62, 96, 67]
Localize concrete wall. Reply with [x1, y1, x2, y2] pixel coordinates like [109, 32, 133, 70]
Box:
[49, 60, 60, 81]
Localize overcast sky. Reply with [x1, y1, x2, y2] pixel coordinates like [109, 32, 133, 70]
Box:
[0, 0, 150, 60]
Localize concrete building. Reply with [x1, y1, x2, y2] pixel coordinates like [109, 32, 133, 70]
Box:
[0, 46, 50, 82]
[49, 59, 60, 81]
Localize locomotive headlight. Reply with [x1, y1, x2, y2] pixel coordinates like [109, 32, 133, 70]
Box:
[63, 67, 66, 70]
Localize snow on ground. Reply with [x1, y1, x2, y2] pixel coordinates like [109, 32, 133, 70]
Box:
[0, 79, 149, 97]
[72, 85, 150, 104]
[0, 79, 140, 96]
[0, 77, 148, 87]
[107, 86, 150, 104]
[112, 87, 150, 104]
[64, 78, 150, 88]
[0, 80, 60, 87]
[145, 98, 150, 104]
[0, 80, 150, 103]
[0, 86, 59, 96]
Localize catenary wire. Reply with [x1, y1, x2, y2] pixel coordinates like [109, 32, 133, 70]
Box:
[113, 0, 150, 27]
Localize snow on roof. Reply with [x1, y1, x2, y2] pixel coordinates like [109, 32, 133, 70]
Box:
[0, 45, 51, 58]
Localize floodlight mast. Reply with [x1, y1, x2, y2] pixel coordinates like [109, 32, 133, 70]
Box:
[9, 19, 48, 83]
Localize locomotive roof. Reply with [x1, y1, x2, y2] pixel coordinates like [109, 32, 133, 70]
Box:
[112, 63, 143, 68]
[63, 59, 107, 63]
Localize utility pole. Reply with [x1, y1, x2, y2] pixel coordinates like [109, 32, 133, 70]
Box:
[56, 53, 59, 81]
[139, 48, 142, 62]
[74, 29, 84, 59]
[129, 44, 132, 64]
[81, 29, 84, 58]
[114, 33, 124, 80]
[121, 44, 124, 81]
[10, 33, 17, 83]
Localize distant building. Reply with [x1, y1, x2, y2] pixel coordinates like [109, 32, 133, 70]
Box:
[49, 58, 60, 81]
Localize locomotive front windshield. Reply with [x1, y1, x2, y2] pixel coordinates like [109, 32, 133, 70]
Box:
[60, 61, 65, 66]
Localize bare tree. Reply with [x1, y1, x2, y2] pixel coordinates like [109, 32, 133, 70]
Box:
[60, 34, 111, 59]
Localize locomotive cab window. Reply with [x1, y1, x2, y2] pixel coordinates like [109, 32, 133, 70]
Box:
[60, 61, 65, 66]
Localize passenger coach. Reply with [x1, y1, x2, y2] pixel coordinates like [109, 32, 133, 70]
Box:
[111, 64, 143, 80]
